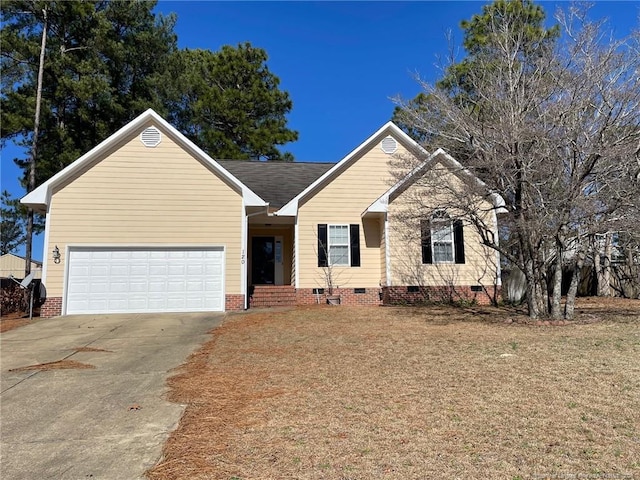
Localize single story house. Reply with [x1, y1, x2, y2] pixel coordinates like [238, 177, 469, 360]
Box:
[0, 253, 42, 280]
[22, 109, 503, 317]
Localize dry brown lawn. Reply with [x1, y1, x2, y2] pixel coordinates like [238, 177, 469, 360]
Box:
[147, 299, 640, 480]
[0, 310, 32, 333]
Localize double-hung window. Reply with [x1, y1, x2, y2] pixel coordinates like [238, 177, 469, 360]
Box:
[328, 225, 349, 266]
[421, 211, 465, 264]
[431, 212, 454, 263]
[317, 224, 361, 267]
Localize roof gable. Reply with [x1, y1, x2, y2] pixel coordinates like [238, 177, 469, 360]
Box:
[275, 122, 428, 216]
[365, 148, 507, 215]
[21, 109, 267, 211]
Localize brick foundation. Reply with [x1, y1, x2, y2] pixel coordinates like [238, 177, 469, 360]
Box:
[225, 294, 246, 311]
[383, 285, 500, 306]
[40, 294, 247, 316]
[40, 297, 63, 318]
[296, 287, 382, 306]
[39, 287, 498, 317]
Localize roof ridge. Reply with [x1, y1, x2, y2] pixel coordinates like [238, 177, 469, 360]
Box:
[216, 160, 336, 165]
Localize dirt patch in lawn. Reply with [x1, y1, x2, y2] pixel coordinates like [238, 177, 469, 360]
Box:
[9, 360, 95, 372]
[0, 311, 32, 333]
[147, 299, 640, 480]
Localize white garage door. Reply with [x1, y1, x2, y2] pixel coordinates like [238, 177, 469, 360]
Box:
[65, 247, 224, 314]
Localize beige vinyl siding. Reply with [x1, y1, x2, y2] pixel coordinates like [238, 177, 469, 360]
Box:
[45, 124, 243, 298]
[387, 162, 499, 287]
[0, 254, 42, 279]
[297, 139, 409, 289]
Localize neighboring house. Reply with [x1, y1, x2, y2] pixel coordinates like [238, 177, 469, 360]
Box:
[0, 253, 42, 280]
[21, 109, 503, 317]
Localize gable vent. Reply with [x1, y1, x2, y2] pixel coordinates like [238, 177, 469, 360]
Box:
[140, 127, 162, 147]
[380, 136, 397, 154]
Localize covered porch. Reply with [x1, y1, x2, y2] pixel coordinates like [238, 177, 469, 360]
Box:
[246, 211, 296, 307]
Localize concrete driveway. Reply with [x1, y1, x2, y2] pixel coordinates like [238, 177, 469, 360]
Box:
[0, 312, 223, 480]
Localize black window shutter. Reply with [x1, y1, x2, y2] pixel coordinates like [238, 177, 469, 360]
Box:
[421, 220, 432, 264]
[350, 224, 360, 267]
[318, 224, 328, 267]
[454, 219, 465, 264]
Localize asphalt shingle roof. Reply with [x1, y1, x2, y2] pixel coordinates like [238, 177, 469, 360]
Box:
[216, 160, 335, 208]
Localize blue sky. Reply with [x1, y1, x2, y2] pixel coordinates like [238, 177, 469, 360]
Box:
[2, 1, 639, 260]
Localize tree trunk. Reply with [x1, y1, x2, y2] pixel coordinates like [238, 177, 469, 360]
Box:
[25, 7, 47, 278]
[564, 250, 586, 319]
[550, 242, 563, 319]
[597, 233, 612, 297]
[536, 276, 548, 317]
[524, 259, 540, 318]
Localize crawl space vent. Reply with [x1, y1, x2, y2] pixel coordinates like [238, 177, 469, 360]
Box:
[140, 127, 162, 147]
[380, 136, 397, 154]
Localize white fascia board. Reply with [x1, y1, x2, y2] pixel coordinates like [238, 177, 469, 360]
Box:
[363, 147, 507, 215]
[276, 121, 429, 216]
[435, 150, 507, 211]
[22, 109, 164, 208]
[20, 108, 268, 209]
[364, 149, 441, 216]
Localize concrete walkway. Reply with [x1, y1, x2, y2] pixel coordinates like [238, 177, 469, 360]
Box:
[1, 312, 223, 480]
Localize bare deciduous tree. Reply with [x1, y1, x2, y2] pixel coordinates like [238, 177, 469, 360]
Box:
[395, 3, 640, 318]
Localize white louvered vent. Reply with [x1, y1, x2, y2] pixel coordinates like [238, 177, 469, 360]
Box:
[140, 126, 162, 147]
[380, 136, 397, 154]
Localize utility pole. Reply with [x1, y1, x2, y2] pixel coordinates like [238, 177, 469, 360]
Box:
[25, 6, 47, 277]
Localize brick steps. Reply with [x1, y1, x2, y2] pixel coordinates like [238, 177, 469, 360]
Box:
[250, 285, 297, 308]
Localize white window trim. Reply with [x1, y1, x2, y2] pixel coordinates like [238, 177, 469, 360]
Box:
[328, 224, 350, 266]
[431, 213, 454, 264]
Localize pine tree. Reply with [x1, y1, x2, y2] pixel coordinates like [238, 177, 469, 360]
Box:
[163, 44, 298, 161]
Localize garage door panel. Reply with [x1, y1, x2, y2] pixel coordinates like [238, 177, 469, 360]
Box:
[167, 280, 185, 292]
[66, 247, 225, 314]
[90, 282, 108, 294]
[69, 264, 90, 276]
[110, 282, 128, 293]
[130, 265, 148, 276]
[108, 299, 127, 310]
[168, 264, 186, 275]
[109, 265, 129, 276]
[149, 265, 168, 276]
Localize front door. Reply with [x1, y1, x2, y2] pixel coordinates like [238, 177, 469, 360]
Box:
[252, 236, 275, 284]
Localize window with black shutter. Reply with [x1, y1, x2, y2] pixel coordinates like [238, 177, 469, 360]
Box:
[317, 223, 361, 267]
[422, 212, 465, 265]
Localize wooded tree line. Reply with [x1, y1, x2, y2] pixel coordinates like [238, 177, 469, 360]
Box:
[1, 0, 297, 261]
[393, 0, 640, 318]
